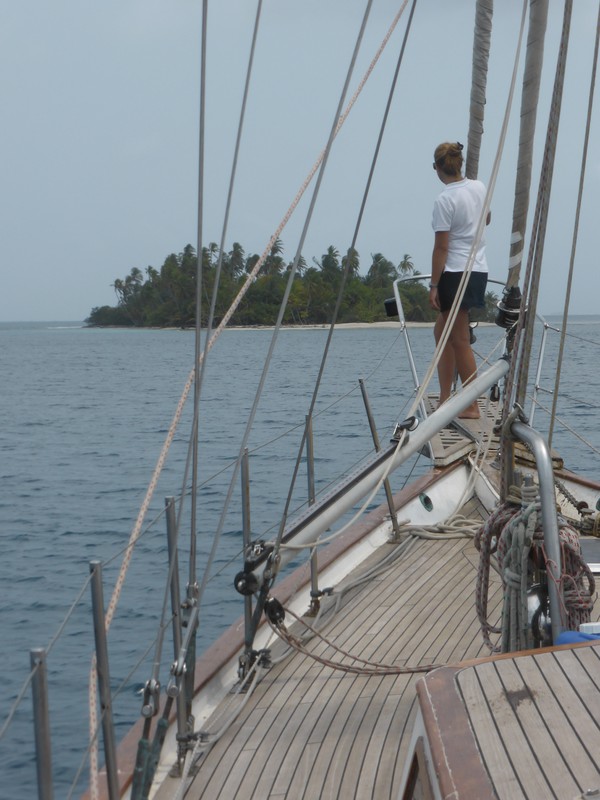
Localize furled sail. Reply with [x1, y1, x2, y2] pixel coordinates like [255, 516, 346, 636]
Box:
[506, 0, 549, 289]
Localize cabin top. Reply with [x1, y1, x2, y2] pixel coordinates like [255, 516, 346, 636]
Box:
[405, 641, 600, 800]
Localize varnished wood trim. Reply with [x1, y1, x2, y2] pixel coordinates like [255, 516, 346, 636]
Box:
[417, 670, 497, 800]
[415, 640, 600, 800]
[554, 467, 600, 492]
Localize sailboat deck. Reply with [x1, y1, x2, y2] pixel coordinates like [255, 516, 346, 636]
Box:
[154, 498, 504, 799]
[418, 643, 600, 799]
[425, 394, 501, 466]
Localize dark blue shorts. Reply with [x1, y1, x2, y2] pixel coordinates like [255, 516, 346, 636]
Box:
[438, 271, 487, 312]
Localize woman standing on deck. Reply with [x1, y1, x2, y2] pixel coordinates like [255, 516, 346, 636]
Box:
[429, 141, 490, 419]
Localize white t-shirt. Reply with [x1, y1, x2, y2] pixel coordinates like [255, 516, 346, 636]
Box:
[431, 178, 488, 273]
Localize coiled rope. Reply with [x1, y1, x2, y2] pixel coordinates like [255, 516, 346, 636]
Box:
[475, 491, 595, 653]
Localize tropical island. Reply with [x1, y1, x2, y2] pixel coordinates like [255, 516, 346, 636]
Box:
[85, 241, 499, 328]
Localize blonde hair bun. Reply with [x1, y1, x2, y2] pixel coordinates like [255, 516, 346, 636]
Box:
[434, 141, 464, 176]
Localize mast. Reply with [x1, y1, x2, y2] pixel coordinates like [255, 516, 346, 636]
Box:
[499, 0, 549, 503]
[466, 0, 494, 180]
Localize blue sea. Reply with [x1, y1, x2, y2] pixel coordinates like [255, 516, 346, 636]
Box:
[1, 318, 599, 798]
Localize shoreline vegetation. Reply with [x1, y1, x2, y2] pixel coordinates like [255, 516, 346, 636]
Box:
[85, 242, 499, 329]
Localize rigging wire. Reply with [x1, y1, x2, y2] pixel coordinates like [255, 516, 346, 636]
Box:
[179, 0, 415, 354]
[271, 0, 417, 558]
[194, 0, 380, 613]
[84, 0, 416, 679]
[548, 0, 600, 449]
[144, 0, 266, 718]
[190, 0, 209, 585]
[280, 3, 531, 559]
[500, 1, 574, 499]
[186, 0, 264, 582]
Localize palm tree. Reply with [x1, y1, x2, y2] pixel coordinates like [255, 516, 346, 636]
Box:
[227, 242, 246, 278]
[398, 253, 415, 275]
[366, 253, 398, 288]
[342, 247, 360, 276]
[263, 238, 285, 275]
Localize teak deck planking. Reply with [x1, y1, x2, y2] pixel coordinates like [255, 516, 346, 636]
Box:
[147, 403, 599, 800]
[154, 519, 505, 799]
[420, 644, 600, 800]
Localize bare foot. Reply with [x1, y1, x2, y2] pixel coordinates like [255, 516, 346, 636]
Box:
[458, 402, 480, 419]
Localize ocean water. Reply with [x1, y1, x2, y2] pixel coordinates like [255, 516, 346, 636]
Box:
[1, 318, 599, 798]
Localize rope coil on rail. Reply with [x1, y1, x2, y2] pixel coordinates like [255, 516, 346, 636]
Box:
[475, 497, 596, 653]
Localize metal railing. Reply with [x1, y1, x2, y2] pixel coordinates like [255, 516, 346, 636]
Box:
[388, 273, 507, 420]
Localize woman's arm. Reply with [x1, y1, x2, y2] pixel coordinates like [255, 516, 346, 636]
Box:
[430, 230, 449, 310]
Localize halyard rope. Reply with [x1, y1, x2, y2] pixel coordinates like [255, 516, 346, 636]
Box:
[268, 604, 443, 676]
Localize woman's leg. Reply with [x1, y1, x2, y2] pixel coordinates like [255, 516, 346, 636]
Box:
[435, 309, 480, 417]
[434, 312, 455, 404]
[448, 309, 479, 418]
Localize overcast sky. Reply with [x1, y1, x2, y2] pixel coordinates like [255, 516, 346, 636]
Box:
[2, 1, 598, 321]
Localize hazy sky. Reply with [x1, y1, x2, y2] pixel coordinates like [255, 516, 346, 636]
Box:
[2, 1, 598, 321]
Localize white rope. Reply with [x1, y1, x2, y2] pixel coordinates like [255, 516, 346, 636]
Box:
[305, 0, 530, 545]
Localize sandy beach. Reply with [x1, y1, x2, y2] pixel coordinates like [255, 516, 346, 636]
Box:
[225, 321, 436, 331]
[225, 321, 495, 331]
